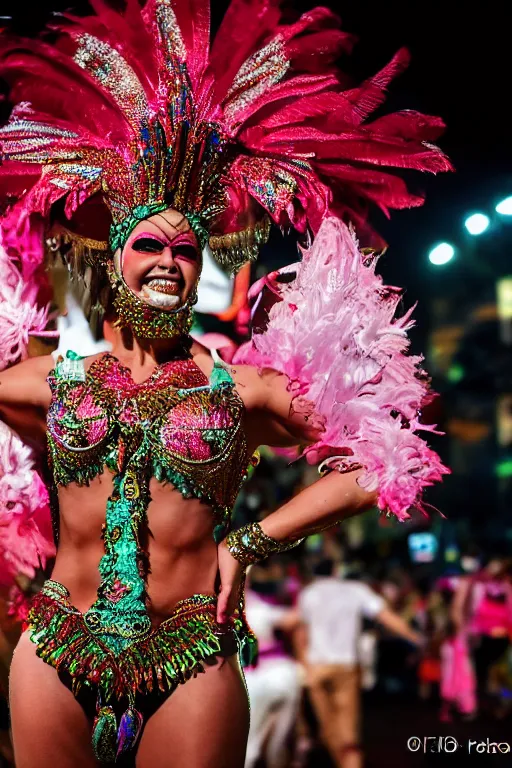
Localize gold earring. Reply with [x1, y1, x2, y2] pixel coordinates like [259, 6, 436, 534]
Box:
[189, 286, 198, 306]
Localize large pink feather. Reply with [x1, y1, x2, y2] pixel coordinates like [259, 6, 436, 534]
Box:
[0, 421, 55, 589]
[0, 228, 53, 371]
[234, 216, 450, 521]
[0, 218, 55, 621]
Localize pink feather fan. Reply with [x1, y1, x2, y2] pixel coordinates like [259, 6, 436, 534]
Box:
[235, 217, 450, 520]
[0, 230, 55, 619]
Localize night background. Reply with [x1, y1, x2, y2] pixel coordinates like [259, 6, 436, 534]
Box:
[1, 2, 511, 766]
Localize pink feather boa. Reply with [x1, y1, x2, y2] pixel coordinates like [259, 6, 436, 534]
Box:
[0, 422, 55, 591]
[0, 222, 55, 372]
[0, 223, 55, 620]
[235, 216, 450, 520]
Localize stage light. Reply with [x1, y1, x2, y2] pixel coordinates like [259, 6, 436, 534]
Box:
[496, 196, 512, 215]
[428, 242, 455, 266]
[464, 213, 490, 235]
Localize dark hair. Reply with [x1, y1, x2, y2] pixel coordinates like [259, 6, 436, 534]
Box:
[313, 558, 335, 577]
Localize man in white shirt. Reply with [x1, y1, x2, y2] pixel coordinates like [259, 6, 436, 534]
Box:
[298, 559, 422, 768]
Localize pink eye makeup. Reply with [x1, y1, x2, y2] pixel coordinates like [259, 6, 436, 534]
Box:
[167, 233, 200, 261]
[127, 231, 199, 261]
[172, 243, 200, 262]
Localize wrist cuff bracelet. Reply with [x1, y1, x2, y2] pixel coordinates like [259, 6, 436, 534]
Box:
[225, 522, 304, 568]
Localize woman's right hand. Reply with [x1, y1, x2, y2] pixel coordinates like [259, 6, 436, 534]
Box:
[216, 540, 245, 627]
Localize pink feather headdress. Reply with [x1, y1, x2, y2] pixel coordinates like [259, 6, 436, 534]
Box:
[0, 0, 452, 273]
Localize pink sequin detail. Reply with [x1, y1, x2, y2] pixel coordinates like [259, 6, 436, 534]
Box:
[160, 398, 235, 460]
[118, 403, 140, 426]
[161, 423, 211, 460]
[75, 392, 104, 419]
[86, 418, 109, 445]
[67, 384, 86, 405]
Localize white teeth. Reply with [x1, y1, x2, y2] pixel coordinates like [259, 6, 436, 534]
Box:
[140, 284, 181, 308]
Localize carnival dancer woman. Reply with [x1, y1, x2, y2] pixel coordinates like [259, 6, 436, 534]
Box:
[0, 1, 451, 765]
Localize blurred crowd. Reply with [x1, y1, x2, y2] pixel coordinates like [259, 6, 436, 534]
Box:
[242, 549, 512, 768]
[235, 454, 512, 768]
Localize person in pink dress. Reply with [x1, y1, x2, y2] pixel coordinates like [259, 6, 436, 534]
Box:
[451, 559, 512, 714]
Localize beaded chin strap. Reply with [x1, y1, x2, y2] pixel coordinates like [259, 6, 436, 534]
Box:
[107, 261, 197, 340]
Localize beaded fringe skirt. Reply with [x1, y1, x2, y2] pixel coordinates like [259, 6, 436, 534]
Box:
[27, 581, 232, 763]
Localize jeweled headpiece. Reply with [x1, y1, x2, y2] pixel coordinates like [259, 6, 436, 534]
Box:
[0, 0, 452, 275]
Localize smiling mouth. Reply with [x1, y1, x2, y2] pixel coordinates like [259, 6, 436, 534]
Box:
[140, 277, 182, 308]
[143, 277, 180, 295]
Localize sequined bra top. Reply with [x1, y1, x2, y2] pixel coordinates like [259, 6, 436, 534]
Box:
[46, 350, 249, 535]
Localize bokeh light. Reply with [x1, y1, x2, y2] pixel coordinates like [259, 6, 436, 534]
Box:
[496, 196, 512, 215]
[428, 242, 455, 265]
[464, 212, 490, 235]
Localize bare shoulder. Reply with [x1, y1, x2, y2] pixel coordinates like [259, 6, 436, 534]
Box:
[235, 363, 321, 450]
[190, 340, 273, 410]
[227, 362, 278, 411]
[17, 353, 56, 376]
[189, 340, 215, 375]
[190, 343, 318, 450]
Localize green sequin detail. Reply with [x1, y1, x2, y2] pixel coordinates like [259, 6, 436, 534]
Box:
[109, 202, 209, 252]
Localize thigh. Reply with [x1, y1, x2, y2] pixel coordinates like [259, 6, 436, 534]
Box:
[9, 631, 98, 768]
[136, 655, 249, 768]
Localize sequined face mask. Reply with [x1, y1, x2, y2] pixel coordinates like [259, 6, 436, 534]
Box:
[107, 210, 203, 339]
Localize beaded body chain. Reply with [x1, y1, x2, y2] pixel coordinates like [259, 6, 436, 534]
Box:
[30, 348, 256, 760]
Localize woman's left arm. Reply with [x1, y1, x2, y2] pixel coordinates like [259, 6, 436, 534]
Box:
[216, 369, 376, 624]
[217, 218, 450, 622]
[243, 363, 378, 537]
[216, 468, 375, 625]
[259, 465, 376, 541]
